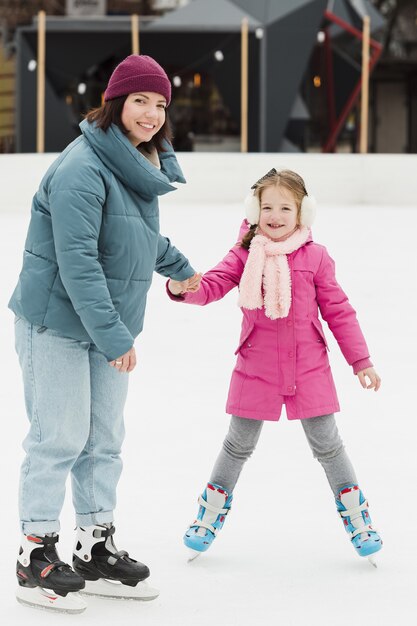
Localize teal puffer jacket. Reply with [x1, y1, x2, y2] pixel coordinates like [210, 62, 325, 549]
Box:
[9, 120, 194, 360]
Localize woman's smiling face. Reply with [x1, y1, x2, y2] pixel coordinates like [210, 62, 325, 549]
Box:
[121, 92, 166, 146]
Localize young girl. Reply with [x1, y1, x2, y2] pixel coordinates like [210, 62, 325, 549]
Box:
[168, 168, 382, 566]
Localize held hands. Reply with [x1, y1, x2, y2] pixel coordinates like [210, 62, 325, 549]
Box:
[168, 272, 202, 296]
[356, 367, 381, 392]
[109, 347, 137, 373]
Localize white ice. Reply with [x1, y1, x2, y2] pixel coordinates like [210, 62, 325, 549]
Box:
[0, 193, 416, 625]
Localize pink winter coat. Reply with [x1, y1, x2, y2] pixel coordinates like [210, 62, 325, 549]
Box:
[168, 221, 372, 421]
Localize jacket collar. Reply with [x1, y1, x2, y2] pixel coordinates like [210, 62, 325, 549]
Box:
[79, 119, 185, 198]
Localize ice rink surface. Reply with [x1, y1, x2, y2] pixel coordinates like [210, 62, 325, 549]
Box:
[1, 196, 416, 625]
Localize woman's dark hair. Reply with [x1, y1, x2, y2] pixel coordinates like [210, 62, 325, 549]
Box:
[84, 96, 173, 153]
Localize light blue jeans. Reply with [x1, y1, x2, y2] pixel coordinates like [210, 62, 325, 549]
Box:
[14, 317, 129, 535]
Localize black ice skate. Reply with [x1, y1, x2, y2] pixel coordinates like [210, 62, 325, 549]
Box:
[16, 533, 87, 613]
[73, 523, 159, 600]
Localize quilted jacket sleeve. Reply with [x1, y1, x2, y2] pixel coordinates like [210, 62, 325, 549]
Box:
[154, 234, 195, 280]
[49, 169, 134, 361]
[167, 247, 245, 305]
[314, 246, 371, 368]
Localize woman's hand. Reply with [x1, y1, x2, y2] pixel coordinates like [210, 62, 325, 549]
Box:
[356, 367, 381, 391]
[109, 347, 136, 373]
[168, 272, 202, 295]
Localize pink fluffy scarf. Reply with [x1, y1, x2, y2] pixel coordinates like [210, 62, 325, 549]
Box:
[238, 226, 310, 319]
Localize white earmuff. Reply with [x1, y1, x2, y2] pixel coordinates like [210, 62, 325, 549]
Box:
[244, 192, 261, 225]
[300, 195, 317, 228]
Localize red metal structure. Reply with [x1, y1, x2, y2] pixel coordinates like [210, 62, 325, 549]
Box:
[322, 9, 383, 152]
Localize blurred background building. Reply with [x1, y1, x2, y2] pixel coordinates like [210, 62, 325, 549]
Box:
[0, 0, 416, 153]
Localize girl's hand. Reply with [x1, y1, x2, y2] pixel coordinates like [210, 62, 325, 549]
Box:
[356, 367, 381, 391]
[109, 347, 136, 373]
[186, 272, 202, 292]
[169, 273, 202, 295]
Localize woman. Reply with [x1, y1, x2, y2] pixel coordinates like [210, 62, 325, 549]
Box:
[9, 54, 199, 613]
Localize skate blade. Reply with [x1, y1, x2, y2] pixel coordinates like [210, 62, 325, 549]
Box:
[81, 578, 159, 601]
[367, 555, 378, 568]
[187, 549, 202, 562]
[16, 586, 87, 613]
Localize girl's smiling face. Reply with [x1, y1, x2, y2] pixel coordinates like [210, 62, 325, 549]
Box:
[258, 184, 299, 240]
[121, 92, 166, 146]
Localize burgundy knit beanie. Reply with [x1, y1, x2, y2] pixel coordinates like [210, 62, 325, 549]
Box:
[104, 54, 171, 105]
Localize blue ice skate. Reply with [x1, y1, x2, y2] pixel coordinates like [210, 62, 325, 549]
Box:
[336, 484, 382, 567]
[184, 483, 232, 560]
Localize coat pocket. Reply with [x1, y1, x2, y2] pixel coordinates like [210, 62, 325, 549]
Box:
[234, 323, 255, 355]
[311, 317, 329, 351]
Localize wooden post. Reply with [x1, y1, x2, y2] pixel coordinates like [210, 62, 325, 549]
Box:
[131, 14, 140, 55]
[359, 15, 370, 154]
[241, 17, 249, 152]
[37, 10, 46, 153]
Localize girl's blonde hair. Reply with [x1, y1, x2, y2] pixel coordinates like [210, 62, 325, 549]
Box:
[241, 169, 308, 250]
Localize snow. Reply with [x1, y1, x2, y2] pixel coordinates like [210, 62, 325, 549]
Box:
[0, 194, 416, 624]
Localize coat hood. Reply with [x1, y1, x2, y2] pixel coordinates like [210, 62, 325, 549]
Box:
[79, 119, 185, 198]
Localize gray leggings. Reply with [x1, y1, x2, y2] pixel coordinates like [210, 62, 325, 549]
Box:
[210, 414, 357, 496]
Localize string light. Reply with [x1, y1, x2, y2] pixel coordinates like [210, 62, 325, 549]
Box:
[255, 28, 264, 39]
[173, 76, 182, 87]
[77, 83, 87, 95]
[28, 59, 37, 71]
[313, 75, 321, 87]
[317, 31, 325, 43]
[169, 33, 236, 83]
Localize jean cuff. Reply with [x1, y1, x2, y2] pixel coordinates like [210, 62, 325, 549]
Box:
[75, 511, 114, 527]
[21, 520, 60, 535]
